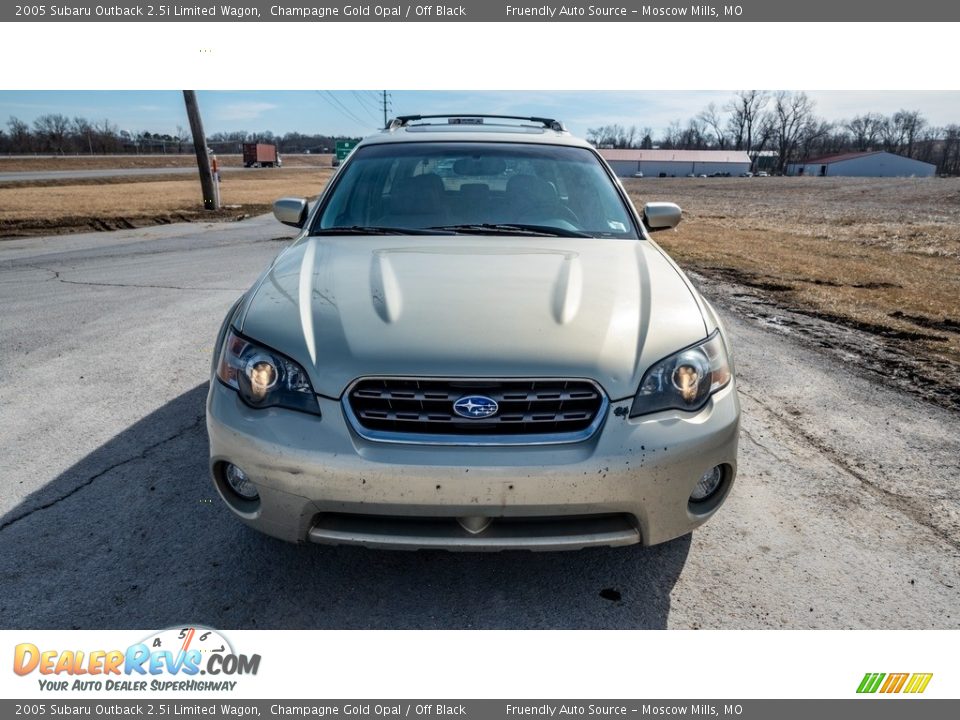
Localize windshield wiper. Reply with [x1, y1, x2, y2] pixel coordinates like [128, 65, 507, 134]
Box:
[428, 223, 592, 238]
[310, 225, 454, 236]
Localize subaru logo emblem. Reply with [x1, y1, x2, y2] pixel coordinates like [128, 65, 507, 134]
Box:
[453, 395, 499, 419]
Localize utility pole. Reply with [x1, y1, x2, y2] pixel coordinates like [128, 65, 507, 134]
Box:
[182, 90, 218, 210]
[380, 90, 391, 129]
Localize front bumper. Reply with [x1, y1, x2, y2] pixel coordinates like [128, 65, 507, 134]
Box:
[205, 380, 740, 550]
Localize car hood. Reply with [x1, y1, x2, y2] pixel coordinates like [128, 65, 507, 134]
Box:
[239, 236, 707, 400]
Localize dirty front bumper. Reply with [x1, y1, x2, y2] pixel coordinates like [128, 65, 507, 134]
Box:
[205, 380, 740, 550]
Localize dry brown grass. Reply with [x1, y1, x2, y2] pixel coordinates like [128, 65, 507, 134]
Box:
[0, 167, 334, 235]
[0, 153, 333, 172]
[624, 176, 960, 366]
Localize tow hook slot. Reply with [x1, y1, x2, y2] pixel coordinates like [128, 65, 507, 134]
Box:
[457, 516, 492, 534]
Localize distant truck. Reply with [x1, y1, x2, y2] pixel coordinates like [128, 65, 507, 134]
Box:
[242, 143, 281, 168]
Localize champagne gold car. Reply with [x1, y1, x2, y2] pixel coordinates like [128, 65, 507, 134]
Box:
[206, 115, 740, 550]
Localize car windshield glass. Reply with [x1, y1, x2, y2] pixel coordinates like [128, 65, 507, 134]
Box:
[312, 142, 638, 238]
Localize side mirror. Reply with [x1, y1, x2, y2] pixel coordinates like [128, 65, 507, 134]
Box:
[643, 202, 682, 232]
[273, 197, 308, 228]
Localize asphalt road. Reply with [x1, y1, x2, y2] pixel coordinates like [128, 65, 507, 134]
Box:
[1, 218, 957, 629]
[0, 166, 314, 183]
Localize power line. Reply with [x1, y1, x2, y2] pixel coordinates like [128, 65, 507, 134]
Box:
[351, 90, 379, 112]
[351, 91, 381, 123]
[315, 90, 368, 130]
[325, 91, 368, 127]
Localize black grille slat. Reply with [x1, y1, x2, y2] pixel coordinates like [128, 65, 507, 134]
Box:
[347, 379, 605, 438]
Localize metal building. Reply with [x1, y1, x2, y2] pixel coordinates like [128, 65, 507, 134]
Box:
[787, 151, 936, 177]
[599, 149, 752, 177]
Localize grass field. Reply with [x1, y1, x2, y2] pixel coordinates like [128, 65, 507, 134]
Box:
[625, 177, 960, 369]
[0, 166, 335, 234]
[2, 166, 958, 384]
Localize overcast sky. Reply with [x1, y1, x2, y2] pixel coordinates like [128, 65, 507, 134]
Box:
[2, 90, 958, 139]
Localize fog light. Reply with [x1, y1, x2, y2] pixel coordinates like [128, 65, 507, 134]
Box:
[225, 463, 258, 500]
[691, 465, 723, 502]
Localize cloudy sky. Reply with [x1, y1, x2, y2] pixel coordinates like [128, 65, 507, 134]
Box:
[1, 90, 958, 139]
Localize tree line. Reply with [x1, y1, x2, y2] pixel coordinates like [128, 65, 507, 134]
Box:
[0, 115, 356, 156]
[4, 94, 959, 175]
[586, 91, 960, 175]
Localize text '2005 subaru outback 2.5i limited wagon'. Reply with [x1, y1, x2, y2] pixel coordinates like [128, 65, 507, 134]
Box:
[206, 114, 741, 551]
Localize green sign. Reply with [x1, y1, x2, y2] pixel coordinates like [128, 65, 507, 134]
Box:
[335, 140, 359, 161]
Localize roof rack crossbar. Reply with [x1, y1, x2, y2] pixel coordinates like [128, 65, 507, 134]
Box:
[389, 114, 566, 132]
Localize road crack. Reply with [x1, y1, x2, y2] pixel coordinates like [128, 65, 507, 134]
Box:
[58, 278, 244, 291]
[739, 388, 960, 553]
[22, 264, 243, 292]
[740, 427, 790, 464]
[0, 414, 205, 534]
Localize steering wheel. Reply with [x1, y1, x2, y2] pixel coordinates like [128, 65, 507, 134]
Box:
[554, 203, 580, 224]
[527, 202, 580, 226]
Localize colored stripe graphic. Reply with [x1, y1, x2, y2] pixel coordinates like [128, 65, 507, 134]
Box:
[904, 673, 933, 694]
[880, 673, 909, 693]
[857, 672, 932, 694]
[857, 673, 885, 693]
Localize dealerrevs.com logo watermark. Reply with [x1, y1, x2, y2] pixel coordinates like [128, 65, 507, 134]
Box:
[13, 626, 260, 693]
[857, 673, 933, 694]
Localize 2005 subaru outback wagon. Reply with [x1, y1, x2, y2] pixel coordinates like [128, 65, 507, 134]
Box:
[206, 114, 740, 550]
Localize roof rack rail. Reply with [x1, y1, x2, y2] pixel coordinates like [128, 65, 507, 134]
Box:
[388, 114, 567, 132]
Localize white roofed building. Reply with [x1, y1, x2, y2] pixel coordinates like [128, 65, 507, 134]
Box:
[599, 149, 752, 177]
[787, 151, 936, 177]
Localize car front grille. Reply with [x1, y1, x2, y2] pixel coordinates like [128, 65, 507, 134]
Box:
[344, 378, 607, 445]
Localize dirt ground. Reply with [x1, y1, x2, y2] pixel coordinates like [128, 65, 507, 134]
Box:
[623, 176, 960, 409]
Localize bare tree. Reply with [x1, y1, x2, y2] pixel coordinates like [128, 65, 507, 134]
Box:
[725, 90, 769, 154]
[878, 115, 906, 153]
[773, 91, 820, 172]
[798, 119, 834, 161]
[698, 102, 728, 149]
[681, 118, 709, 149]
[895, 110, 926, 157]
[33, 113, 71, 154]
[660, 120, 683, 149]
[639, 126, 654, 149]
[7, 116, 31, 152]
[172, 125, 189, 154]
[72, 116, 95, 154]
[912, 125, 940, 165]
[844, 113, 884, 151]
[941, 124, 960, 175]
[814, 127, 852, 157]
[585, 124, 643, 149]
[94, 119, 120, 153]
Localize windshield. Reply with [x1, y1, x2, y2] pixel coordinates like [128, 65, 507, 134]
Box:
[312, 142, 638, 238]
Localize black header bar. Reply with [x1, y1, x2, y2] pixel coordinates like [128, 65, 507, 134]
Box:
[4, 1, 958, 22]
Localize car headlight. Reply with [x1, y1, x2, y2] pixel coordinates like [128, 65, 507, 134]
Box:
[630, 331, 731, 417]
[216, 328, 321, 415]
